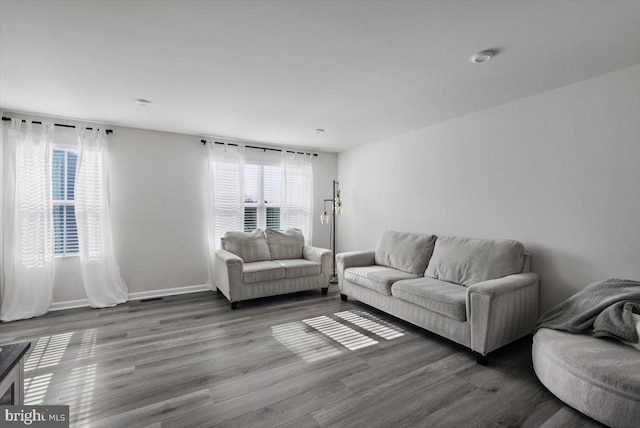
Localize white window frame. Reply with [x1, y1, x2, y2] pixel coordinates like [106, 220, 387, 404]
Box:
[244, 163, 281, 231]
[52, 147, 79, 257]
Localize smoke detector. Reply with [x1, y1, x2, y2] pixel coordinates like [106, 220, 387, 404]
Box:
[471, 50, 495, 64]
[134, 99, 152, 107]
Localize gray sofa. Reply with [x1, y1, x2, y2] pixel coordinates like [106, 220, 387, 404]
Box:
[336, 230, 540, 363]
[214, 228, 332, 309]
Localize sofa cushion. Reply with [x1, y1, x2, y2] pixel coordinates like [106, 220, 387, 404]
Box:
[274, 259, 322, 278]
[425, 237, 524, 286]
[375, 230, 437, 276]
[243, 261, 285, 284]
[222, 229, 271, 263]
[344, 266, 418, 296]
[266, 228, 305, 260]
[392, 277, 468, 321]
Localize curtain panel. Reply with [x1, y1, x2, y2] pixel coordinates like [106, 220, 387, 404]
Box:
[206, 142, 245, 285]
[1, 120, 55, 322]
[75, 128, 128, 307]
[281, 152, 313, 244]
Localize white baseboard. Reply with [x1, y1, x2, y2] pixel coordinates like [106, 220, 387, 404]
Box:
[50, 298, 91, 312]
[128, 284, 211, 301]
[49, 284, 212, 312]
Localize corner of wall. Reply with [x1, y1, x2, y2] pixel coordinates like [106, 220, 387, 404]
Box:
[0, 110, 4, 297]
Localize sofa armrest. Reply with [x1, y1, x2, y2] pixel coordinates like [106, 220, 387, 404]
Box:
[336, 250, 375, 272]
[467, 272, 540, 355]
[303, 245, 332, 264]
[213, 249, 244, 302]
[336, 250, 376, 291]
[303, 246, 333, 285]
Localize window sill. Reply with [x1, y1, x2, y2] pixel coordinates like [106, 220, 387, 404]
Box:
[55, 254, 79, 259]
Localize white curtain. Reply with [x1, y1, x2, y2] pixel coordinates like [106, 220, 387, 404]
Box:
[206, 142, 244, 285]
[75, 128, 127, 308]
[1, 120, 55, 322]
[281, 152, 313, 243]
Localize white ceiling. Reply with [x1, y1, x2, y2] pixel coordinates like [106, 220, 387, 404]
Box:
[1, 0, 639, 152]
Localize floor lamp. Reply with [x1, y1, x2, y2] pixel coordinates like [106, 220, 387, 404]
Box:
[321, 180, 343, 284]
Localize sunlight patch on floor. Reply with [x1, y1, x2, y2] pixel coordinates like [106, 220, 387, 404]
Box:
[59, 363, 97, 418]
[77, 329, 97, 359]
[24, 373, 53, 405]
[272, 322, 343, 362]
[335, 310, 404, 339]
[22, 330, 98, 410]
[25, 332, 73, 371]
[272, 310, 404, 363]
[302, 316, 379, 350]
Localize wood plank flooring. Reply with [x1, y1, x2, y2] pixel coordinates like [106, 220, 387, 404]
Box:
[0, 289, 605, 428]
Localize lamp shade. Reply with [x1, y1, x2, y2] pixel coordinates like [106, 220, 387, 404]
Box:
[320, 210, 329, 224]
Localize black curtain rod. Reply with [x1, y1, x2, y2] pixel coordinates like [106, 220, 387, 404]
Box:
[200, 139, 317, 157]
[2, 117, 113, 134]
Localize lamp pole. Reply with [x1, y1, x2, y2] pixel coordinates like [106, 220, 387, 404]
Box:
[321, 180, 342, 284]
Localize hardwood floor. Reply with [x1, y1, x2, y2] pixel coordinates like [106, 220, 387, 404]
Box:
[0, 289, 604, 428]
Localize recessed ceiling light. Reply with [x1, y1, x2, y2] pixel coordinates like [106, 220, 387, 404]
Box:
[471, 50, 495, 64]
[134, 98, 152, 107]
[315, 128, 325, 134]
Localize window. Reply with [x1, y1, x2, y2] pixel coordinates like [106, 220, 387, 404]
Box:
[52, 149, 79, 256]
[244, 164, 282, 232]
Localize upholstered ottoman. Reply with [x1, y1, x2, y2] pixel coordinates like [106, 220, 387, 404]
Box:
[532, 328, 640, 428]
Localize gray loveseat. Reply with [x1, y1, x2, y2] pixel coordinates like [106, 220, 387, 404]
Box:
[214, 228, 332, 309]
[336, 230, 540, 363]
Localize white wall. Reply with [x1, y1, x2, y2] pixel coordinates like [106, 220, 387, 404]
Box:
[1, 114, 337, 304]
[0, 117, 3, 304]
[337, 65, 640, 312]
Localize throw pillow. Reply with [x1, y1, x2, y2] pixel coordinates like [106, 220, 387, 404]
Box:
[265, 228, 305, 260]
[425, 236, 524, 286]
[374, 230, 437, 276]
[221, 229, 271, 263]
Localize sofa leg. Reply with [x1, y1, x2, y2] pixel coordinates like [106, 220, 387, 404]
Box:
[340, 293, 348, 302]
[475, 352, 488, 366]
[321, 287, 328, 295]
[230, 302, 238, 310]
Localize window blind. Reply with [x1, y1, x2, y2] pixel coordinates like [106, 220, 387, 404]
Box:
[244, 207, 258, 232]
[266, 207, 281, 229]
[243, 164, 283, 231]
[52, 149, 79, 255]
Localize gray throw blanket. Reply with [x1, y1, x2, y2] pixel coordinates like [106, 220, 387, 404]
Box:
[536, 278, 640, 343]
